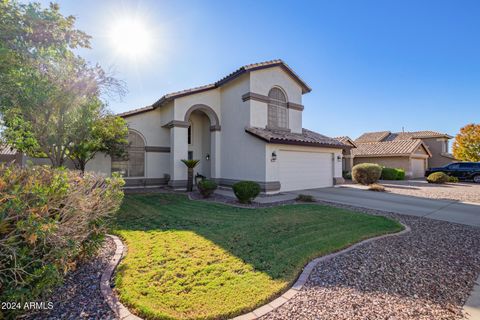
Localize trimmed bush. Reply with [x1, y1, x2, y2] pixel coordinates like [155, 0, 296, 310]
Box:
[426, 172, 449, 184]
[0, 164, 124, 317]
[381, 167, 406, 180]
[232, 181, 261, 203]
[352, 163, 382, 185]
[381, 167, 398, 180]
[448, 176, 459, 183]
[342, 171, 352, 180]
[197, 179, 218, 198]
[395, 168, 406, 180]
[296, 194, 315, 202]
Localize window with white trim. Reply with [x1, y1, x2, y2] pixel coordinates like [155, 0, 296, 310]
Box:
[111, 131, 145, 177]
[268, 87, 288, 129]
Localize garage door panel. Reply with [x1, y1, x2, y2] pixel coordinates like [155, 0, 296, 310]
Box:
[279, 151, 333, 192]
[411, 158, 425, 178]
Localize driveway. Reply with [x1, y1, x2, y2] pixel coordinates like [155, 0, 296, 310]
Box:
[293, 187, 480, 227]
[345, 179, 480, 204]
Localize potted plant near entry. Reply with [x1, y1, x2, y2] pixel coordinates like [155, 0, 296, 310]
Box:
[181, 159, 200, 191]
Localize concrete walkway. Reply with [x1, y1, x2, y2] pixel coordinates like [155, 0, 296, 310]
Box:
[292, 187, 480, 228]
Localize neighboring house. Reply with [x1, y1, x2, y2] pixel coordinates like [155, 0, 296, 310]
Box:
[334, 136, 357, 172]
[0, 145, 23, 164]
[91, 60, 347, 192]
[347, 130, 455, 178]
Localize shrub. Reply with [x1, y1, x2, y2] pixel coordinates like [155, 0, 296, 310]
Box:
[368, 183, 386, 192]
[296, 194, 315, 202]
[342, 171, 352, 180]
[0, 164, 124, 317]
[426, 172, 450, 184]
[381, 167, 406, 180]
[197, 179, 218, 198]
[395, 168, 406, 180]
[448, 176, 459, 183]
[381, 167, 398, 180]
[232, 181, 261, 203]
[352, 163, 382, 185]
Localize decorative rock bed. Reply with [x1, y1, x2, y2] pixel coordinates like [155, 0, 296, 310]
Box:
[25, 193, 480, 320]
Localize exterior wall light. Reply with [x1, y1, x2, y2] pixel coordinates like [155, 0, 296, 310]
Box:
[337, 155, 342, 162]
[271, 151, 277, 162]
[206, 154, 210, 161]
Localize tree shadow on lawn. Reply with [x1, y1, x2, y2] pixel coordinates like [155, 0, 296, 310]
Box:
[114, 193, 402, 282]
[113, 193, 480, 320]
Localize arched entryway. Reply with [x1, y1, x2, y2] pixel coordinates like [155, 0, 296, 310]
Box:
[184, 104, 220, 180]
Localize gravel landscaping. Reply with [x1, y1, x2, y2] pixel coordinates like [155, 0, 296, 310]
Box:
[261, 202, 480, 320]
[24, 238, 116, 320]
[344, 180, 480, 203]
[21, 191, 480, 320]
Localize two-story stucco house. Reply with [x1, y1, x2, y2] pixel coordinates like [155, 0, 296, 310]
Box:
[88, 60, 346, 193]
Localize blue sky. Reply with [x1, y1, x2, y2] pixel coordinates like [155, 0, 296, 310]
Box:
[42, 0, 479, 139]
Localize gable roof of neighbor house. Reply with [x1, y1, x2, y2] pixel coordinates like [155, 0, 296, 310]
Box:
[333, 136, 357, 148]
[118, 59, 312, 118]
[351, 139, 432, 158]
[355, 130, 453, 143]
[245, 127, 346, 149]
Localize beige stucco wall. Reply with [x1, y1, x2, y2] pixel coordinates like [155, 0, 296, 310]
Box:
[85, 152, 111, 175]
[421, 137, 454, 168]
[249, 66, 303, 133]
[219, 74, 266, 182]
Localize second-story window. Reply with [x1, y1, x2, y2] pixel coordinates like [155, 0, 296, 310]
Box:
[268, 87, 288, 129]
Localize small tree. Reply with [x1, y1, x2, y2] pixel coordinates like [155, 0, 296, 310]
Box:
[67, 102, 128, 172]
[181, 159, 200, 192]
[453, 124, 480, 162]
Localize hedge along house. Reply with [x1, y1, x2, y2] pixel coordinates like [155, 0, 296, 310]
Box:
[95, 60, 348, 193]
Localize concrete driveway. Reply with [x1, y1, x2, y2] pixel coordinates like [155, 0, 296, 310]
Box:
[293, 187, 480, 227]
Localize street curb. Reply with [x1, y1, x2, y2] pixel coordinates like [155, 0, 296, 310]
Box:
[231, 222, 411, 320]
[100, 235, 141, 320]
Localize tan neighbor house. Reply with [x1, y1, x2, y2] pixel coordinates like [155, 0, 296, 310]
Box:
[338, 130, 455, 179]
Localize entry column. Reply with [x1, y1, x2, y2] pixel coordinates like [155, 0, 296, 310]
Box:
[210, 126, 221, 179]
[167, 121, 189, 189]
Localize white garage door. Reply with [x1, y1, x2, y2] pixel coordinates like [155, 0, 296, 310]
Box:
[279, 150, 333, 192]
[411, 158, 425, 178]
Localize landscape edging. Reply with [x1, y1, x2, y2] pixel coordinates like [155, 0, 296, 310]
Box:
[101, 223, 410, 320]
[231, 222, 411, 320]
[100, 235, 141, 320]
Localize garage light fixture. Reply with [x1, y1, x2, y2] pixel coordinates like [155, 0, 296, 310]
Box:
[271, 151, 277, 162]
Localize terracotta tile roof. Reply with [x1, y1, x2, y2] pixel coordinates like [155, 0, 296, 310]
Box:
[334, 136, 357, 148]
[355, 130, 453, 142]
[0, 144, 18, 155]
[352, 140, 432, 157]
[117, 105, 155, 117]
[119, 60, 311, 117]
[384, 131, 453, 140]
[245, 127, 346, 148]
[355, 131, 391, 143]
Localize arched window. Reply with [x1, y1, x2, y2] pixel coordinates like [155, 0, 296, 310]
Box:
[111, 131, 145, 177]
[268, 87, 288, 129]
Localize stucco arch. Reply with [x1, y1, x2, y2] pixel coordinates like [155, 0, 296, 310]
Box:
[184, 104, 221, 131]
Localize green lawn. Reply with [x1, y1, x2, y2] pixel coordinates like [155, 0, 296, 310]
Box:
[113, 193, 402, 320]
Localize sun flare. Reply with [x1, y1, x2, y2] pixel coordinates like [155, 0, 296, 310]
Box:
[109, 17, 152, 59]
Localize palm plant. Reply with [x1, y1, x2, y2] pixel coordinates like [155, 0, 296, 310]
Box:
[181, 159, 200, 191]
